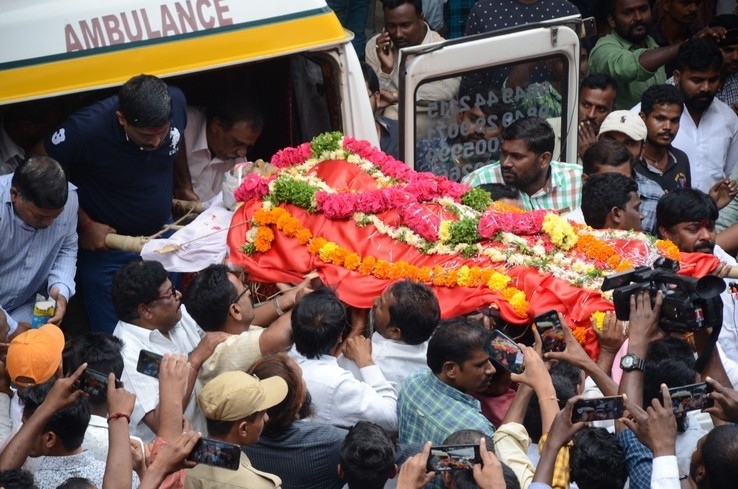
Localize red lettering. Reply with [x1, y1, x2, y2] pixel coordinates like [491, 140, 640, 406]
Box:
[102, 15, 125, 45]
[160, 5, 180, 36]
[175, 0, 198, 33]
[141, 8, 162, 39]
[213, 0, 233, 26]
[196, 0, 215, 29]
[80, 18, 106, 48]
[65, 24, 83, 52]
[121, 10, 144, 41]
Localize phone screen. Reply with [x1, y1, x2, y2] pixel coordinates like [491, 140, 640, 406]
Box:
[484, 330, 525, 374]
[534, 310, 565, 353]
[187, 438, 241, 470]
[136, 350, 163, 378]
[571, 396, 624, 423]
[663, 382, 714, 414]
[426, 444, 481, 472]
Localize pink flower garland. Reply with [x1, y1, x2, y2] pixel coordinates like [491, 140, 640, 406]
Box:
[478, 210, 548, 238]
[233, 173, 277, 203]
[398, 203, 441, 241]
[315, 188, 413, 219]
[271, 142, 312, 168]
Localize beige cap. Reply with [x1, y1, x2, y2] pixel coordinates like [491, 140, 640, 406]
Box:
[198, 370, 288, 421]
[598, 110, 647, 141]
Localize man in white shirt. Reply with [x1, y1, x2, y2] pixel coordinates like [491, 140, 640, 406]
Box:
[339, 280, 440, 391]
[291, 288, 398, 432]
[669, 38, 738, 193]
[176, 91, 263, 202]
[111, 260, 227, 441]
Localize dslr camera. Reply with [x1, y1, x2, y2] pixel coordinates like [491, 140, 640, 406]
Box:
[601, 258, 725, 333]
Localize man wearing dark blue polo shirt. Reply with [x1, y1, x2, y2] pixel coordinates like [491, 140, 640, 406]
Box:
[35, 74, 189, 333]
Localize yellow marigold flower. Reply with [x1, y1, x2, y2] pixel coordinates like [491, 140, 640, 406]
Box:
[487, 272, 511, 291]
[457, 265, 472, 287]
[319, 241, 338, 263]
[542, 213, 578, 250]
[501, 287, 528, 316]
[438, 220, 451, 242]
[591, 311, 606, 331]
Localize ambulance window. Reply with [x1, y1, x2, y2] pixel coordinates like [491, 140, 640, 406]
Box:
[413, 53, 569, 183]
[290, 54, 341, 141]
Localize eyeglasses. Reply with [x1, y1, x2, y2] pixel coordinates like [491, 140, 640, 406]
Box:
[230, 286, 251, 305]
[147, 285, 177, 304]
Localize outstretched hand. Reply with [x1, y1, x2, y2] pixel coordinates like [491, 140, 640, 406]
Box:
[396, 442, 436, 489]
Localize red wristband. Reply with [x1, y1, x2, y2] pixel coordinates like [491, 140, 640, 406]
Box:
[107, 412, 131, 424]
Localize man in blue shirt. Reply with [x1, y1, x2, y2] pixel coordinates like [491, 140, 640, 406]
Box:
[35, 74, 189, 333]
[0, 156, 77, 336]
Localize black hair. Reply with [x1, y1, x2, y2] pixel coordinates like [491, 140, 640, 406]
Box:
[340, 421, 397, 489]
[656, 188, 718, 234]
[478, 183, 519, 202]
[426, 317, 490, 374]
[702, 424, 738, 488]
[646, 337, 695, 369]
[111, 260, 168, 323]
[581, 173, 639, 229]
[11, 156, 68, 209]
[570, 427, 627, 489]
[642, 357, 697, 432]
[0, 470, 37, 489]
[56, 478, 96, 489]
[386, 280, 440, 345]
[675, 38, 723, 73]
[361, 62, 380, 94]
[580, 73, 619, 96]
[206, 90, 264, 133]
[501, 117, 555, 155]
[183, 264, 237, 332]
[118, 74, 171, 128]
[206, 418, 238, 436]
[710, 14, 738, 48]
[442, 430, 519, 489]
[292, 287, 350, 359]
[20, 381, 90, 452]
[640, 84, 684, 116]
[523, 367, 579, 443]
[582, 139, 632, 176]
[62, 333, 124, 405]
[382, 0, 422, 15]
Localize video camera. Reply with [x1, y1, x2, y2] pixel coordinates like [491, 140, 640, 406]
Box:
[601, 258, 725, 333]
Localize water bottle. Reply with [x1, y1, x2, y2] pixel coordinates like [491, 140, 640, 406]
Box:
[31, 298, 55, 329]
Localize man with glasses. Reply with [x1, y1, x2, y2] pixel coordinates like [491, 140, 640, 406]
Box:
[111, 260, 228, 442]
[183, 264, 311, 384]
[34, 74, 191, 334]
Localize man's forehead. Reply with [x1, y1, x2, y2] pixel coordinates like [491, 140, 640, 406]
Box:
[675, 219, 714, 228]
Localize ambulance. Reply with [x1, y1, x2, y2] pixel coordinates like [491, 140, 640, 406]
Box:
[0, 0, 587, 176]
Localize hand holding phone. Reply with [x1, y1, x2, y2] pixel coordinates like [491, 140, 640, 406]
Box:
[484, 330, 525, 374]
[571, 396, 624, 423]
[187, 437, 241, 470]
[136, 350, 163, 378]
[426, 444, 481, 472]
[534, 310, 565, 353]
[76, 368, 123, 401]
[660, 382, 714, 414]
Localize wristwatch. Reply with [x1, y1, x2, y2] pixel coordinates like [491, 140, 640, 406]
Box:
[620, 353, 646, 372]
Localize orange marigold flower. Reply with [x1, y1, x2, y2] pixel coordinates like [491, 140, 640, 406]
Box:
[359, 256, 376, 276]
[444, 269, 458, 287]
[615, 259, 633, 272]
[417, 266, 432, 282]
[307, 237, 328, 255]
[374, 259, 391, 279]
[389, 261, 409, 280]
[254, 227, 275, 253]
[656, 239, 681, 261]
[571, 326, 588, 346]
[606, 255, 621, 269]
[344, 253, 361, 271]
[331, 246, 350, 266]
[432, 266, 447, 287]
[296, 229, 312, 245]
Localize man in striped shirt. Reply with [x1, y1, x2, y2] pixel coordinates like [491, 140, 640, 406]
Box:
[462, 117, 583, 213]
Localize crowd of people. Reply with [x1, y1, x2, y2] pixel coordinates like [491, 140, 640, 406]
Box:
[3, 0, 738, 489]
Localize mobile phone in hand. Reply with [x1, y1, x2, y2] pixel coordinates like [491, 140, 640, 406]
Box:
[426, 444, 481, 472]
[661, 382, 714, 414]
[571, 396, 624, 423]
[534, 310, 565, 353]
[484, 330, 525, 374]
[136, 350, 163, 378]
[187, 437, 241, 470]
[76, 368, 122, 401]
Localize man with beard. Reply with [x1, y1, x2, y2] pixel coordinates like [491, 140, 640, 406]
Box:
[462, 117, 582, 213]
[575, 74, 619, 160]
[670, 38, 738, 194]
[655, 189, 738, 383]
[588, 0, 724, 110]
[650, 0, 702, 76]
[338, 280, 441, 391]
[397, 317, 496, 444]
[712, 14, 738, 111]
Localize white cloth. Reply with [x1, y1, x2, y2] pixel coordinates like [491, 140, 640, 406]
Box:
[113, 306, 206, 442]
[294, 352, 398, 432]
[337, 333, 429, 392]
[140, 195, 234, 272]
[184, 106, 239, 202]
[563, 207, 585, 225]
[714, 245, 738, 384]
[676, 413, 709, 476]
[650, 455, 680, 489]
[82, 414, 110, 462]
[632, 99, 738, 193]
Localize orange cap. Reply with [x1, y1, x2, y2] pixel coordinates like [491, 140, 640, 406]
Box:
[6, 324, 65, 387]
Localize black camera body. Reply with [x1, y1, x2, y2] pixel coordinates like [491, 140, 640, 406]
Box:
[602, 258, 725, 333]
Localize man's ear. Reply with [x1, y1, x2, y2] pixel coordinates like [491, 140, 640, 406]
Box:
[115, 110, 126, 127]
[611, 206, 624, 225]
[43, 431, 57, 450]
[442, 361, 458, 380]
[673, 70, 682, 87]
[658, 225, 670, 240]
[337, 463, 345, 479]
[385, 325, 402, 341]
[539, 151, 553, 170]
[607, 13, 616, 31]
[693, 463, 707, 485]
[388, 463, 398, 479]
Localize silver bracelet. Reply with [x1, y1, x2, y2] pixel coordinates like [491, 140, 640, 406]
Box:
[272, 296, 285, 316]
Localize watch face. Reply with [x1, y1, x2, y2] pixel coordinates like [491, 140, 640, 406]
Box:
[622, 355, 634, 368]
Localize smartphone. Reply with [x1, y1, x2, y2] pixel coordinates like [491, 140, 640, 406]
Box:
[534, 310, 565, 353]
[187, 437, 241, 470]
[76, 368, 123, 401]
[136, 350, 163, 378]
[571, 396, 624, 423]
[485, 330, 525, 374]
[426, 444, 481, 472]
[661, 382, 714, 414]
